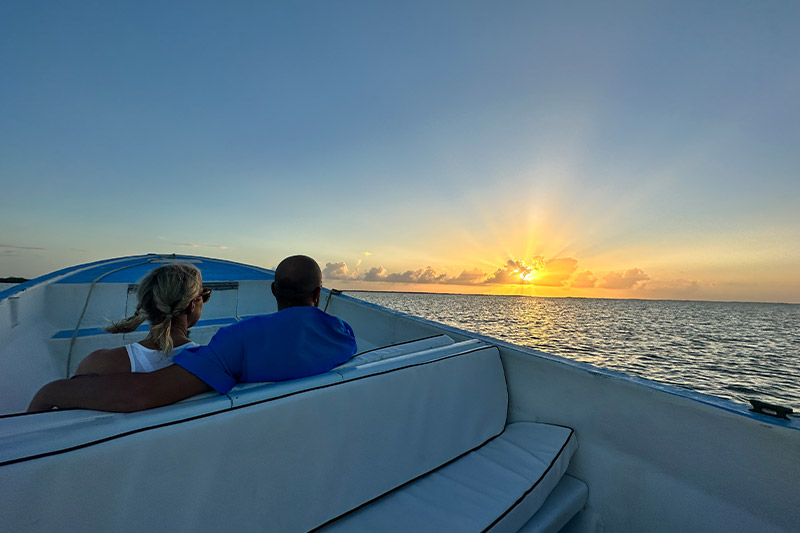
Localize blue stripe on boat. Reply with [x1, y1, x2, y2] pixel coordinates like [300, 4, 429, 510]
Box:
[51, 317, 240, 339]
[55, 256, 274, 284]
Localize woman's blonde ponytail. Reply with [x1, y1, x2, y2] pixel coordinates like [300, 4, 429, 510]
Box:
[105, 263, 202, 354]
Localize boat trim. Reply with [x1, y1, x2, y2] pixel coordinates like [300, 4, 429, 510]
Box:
[0, 254, 153, 300]
[0, 253, 276, 301]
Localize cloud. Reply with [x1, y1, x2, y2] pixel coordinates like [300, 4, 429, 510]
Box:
[485, 260, 534, 284]
[363, 266, 388, 281]
[362, 265, 451, 284]
[640, 279, 701, 297]
[0, 243, 46, 250]
[322, 261, 359, 280]
[443, 268, 488, 285]
[354, 252, 372, 269]
[599, 268, 650, 289]
[483, 257, 577, 287]
[0, 243, 45, 257]
[571, 270, 598, 288]
[174, 242, 229, 249]
[386, 266, 449, 284]
[533, 257, 578, 287]
[332, 257, 654, 294]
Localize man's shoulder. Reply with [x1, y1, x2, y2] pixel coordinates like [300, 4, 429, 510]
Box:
[233, 309, 311, 329]
[271, 306, 331, 321]
[236, 307, 348, 330]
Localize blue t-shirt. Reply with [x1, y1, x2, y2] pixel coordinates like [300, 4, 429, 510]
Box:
[173, 306, 357, 393]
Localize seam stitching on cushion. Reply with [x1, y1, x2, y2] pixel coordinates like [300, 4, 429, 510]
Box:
[482, 428, 575, 532]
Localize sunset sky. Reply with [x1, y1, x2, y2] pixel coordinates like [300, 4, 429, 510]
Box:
[1, 2, 798, 303]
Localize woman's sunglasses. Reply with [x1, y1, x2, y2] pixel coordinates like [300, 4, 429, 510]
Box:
[198, 288, 212, 303]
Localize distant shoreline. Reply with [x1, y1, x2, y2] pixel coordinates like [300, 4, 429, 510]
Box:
[342, 289, 799, 306]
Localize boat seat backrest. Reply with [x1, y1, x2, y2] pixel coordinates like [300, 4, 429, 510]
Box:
[1, 344, 509, 532]
[217, 345, 509, 532]
[1, 338, 487, 465]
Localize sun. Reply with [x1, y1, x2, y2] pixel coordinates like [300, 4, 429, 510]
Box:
[514, 267, 538, 282]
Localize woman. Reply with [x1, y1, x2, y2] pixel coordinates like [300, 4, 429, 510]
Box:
[75, 263, 210, 375]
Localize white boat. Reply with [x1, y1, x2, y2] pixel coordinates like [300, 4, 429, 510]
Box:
[1, 254, 798, 532]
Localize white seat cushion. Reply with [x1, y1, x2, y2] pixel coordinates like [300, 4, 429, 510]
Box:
[336, 334, 454, 369]
[516, 475, 588, 533]
[320, 422, 578, 532]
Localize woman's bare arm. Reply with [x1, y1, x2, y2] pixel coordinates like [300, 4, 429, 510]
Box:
[28, 365, 212, 413]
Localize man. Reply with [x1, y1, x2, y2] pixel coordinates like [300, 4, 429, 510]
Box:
[28, 255, 356, 413]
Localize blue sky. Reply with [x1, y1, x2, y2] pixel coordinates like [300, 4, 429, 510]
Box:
[1, 1, 799, 302]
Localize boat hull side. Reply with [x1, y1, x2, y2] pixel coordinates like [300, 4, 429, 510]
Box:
[327, 292, 800, 532]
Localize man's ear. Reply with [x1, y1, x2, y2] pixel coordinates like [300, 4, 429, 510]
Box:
[271, 281, 277, 297]
[313, 286, 322, 306]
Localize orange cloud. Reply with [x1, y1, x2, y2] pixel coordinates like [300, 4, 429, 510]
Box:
[599, 268, 650, 289]
[327, 258, 659, 295]
[385, 267, 449, 284]
[360, 265, 449, 284]
[444, 268, 488, 285]
[484, 257, 577, 287]
[639, 279, 701, 298]
[571, 270, 598, 288]
[533, 257, 578, 287]
[485, 260, 534, 284]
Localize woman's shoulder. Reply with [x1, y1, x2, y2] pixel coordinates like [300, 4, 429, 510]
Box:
[74, 346, 132, 375]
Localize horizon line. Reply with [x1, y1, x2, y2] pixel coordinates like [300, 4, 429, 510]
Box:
[339, 288, 799, 307]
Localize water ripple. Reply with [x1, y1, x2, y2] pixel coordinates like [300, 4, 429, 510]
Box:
[352, 293, 800, 409]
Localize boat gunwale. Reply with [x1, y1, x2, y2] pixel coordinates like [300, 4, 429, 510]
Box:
[0, 253, 277, 301]
[333, 291, 800, 432]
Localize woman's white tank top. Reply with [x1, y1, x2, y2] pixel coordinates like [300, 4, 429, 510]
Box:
[125, 341, 199, 373]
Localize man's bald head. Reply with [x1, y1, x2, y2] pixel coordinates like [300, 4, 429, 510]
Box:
[271, 255, 323, 309]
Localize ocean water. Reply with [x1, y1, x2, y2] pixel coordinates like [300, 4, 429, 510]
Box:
[349, 292, 800, 410]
